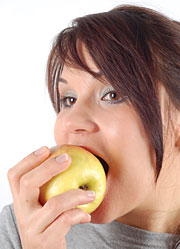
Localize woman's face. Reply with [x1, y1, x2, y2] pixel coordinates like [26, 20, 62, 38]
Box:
[54, 49, 156, 224]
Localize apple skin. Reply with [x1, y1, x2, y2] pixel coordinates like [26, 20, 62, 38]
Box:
[39, 145, 106, 214]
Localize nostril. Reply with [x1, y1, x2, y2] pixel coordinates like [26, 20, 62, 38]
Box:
[63, 113, 99, 134]
[75, 129, 87, 132]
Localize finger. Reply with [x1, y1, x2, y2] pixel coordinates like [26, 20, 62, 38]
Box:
[19, 153, 72, 205]
[35, 189, 95, 232]
[42, 208, 91, 243]
[7, 146, 50, 198]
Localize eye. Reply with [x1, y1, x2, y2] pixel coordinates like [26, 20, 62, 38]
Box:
[101, 89, 123, 104]
[59, 96, 77, 109]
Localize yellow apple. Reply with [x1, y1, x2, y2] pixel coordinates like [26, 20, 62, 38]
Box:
[39, 145, 106, 214]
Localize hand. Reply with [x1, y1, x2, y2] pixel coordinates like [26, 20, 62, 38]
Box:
[8, 146, 94, 249]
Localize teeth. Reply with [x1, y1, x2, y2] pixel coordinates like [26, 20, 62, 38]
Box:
[94, 154, 109, 175]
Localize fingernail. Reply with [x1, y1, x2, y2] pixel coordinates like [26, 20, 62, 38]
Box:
[56, 153, 69, 163]
[86, 191, 95, 198]
[35, 146, 47, 156]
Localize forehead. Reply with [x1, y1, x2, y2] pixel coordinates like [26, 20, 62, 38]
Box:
[60, 42, 106, 85]
[74, 41, 100, 73]
[60, 65, 106, 90]
[60, 65, 91, 80]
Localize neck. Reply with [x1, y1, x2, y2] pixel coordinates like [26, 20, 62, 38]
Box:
[117, 154, 180, 234]
[116, 207, 180, 234]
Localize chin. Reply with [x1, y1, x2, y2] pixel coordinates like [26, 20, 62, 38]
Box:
[90, 197, 115, 224]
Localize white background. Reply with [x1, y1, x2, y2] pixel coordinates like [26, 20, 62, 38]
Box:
[0, 0, 179, 211]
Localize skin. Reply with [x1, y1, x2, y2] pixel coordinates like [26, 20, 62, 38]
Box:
[8, 45, 180, 249]
[55, 65, 156, 224]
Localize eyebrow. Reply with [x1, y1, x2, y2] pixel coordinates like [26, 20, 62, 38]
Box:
[59, 77, 68, 84]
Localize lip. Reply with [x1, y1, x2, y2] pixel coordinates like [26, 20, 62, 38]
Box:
[78, 145, 109, 176]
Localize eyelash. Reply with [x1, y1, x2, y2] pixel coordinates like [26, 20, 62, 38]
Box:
[59, 89, 124, 109]
[59, 96, 76, 109]
[101, 88, 124, 104]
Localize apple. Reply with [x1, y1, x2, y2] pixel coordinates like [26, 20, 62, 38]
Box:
[39, 145, 106, 214]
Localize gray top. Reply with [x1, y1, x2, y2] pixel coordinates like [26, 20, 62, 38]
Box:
[0, 204, 179, 249]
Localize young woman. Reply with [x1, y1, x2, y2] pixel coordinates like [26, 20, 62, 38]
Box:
[0, 4, 180, 249]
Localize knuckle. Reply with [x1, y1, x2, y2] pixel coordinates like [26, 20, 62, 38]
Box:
[7, 167, 16, 182]
[72, 189, 87, 203]
[75, 188, 85, 196]
[46, 198, 60, 212]
[20, 175, 30, 188]
[39, 160, 55, 178]
[59, 208, 86, 226]
[59, 211, 72, 224]
[22, 155, 36, 167]
[74, 207, 85, 217]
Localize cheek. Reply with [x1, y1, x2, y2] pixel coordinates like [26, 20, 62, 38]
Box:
[54, 115, 66, 145]
[104, 108, 156, 185]
[104, 123, 156, 218]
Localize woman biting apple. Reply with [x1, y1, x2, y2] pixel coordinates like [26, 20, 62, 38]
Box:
[1, 4, 180, 249]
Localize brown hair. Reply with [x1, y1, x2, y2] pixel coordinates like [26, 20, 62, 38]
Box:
[47, 5, 180, 178]
[46, 5, 180, 246]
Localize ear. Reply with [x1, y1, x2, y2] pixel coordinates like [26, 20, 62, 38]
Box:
[175, 126, 180, 148]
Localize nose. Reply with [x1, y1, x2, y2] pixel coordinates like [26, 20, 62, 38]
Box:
[63, 106, 99, 135]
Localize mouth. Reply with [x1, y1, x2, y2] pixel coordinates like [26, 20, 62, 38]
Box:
[77, 145, 109, 176]
[93, 154, 109, 176]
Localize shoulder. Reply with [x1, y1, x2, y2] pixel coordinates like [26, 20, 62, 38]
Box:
[1, 203, 15, 216]
[0, 204, 22, 249]
[0, 203, 18, 229]
[66, 221, 122, 249]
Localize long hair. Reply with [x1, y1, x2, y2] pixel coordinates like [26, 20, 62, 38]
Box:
[46, 5, 180, 247]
